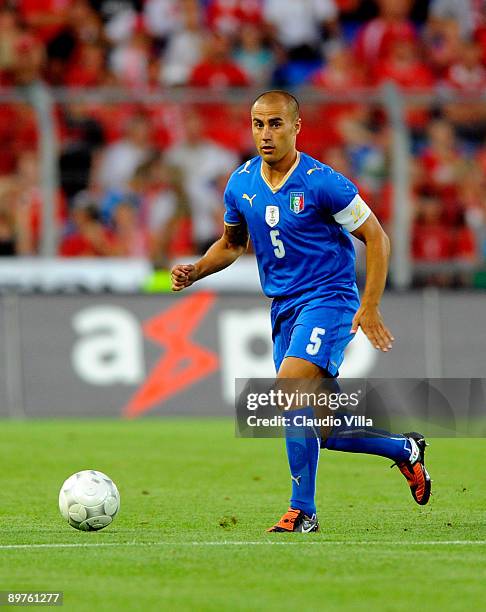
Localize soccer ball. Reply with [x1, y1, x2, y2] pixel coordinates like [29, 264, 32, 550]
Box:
[59, 470, 120, 531]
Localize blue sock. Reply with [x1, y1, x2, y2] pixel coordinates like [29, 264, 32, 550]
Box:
[285, 407, 320, 516]
[324, 425, 413, 463]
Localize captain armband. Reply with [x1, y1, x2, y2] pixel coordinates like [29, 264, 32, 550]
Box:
[332, 194, 371, 232]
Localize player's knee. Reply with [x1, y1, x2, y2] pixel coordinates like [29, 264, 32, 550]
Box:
[277, 356, 323, 379]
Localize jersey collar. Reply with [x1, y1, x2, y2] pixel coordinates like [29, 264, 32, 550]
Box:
[260, 151, 301, 194]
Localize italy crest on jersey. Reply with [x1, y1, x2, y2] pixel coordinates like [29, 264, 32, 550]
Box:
[290, 192, 304, 214]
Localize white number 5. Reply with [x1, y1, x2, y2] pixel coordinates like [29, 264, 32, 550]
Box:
[306, 327, 326, 355]
[270, 229, 285, 259]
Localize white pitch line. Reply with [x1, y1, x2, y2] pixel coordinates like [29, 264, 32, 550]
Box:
[1, 541, 485, 550]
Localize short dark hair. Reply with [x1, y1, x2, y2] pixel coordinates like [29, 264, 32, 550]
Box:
[251, 90, 300, 120]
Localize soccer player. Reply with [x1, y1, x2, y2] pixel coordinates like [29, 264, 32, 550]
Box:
[171, 91, 431, 533]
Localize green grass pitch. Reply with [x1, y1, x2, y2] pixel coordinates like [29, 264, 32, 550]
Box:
[0, 419, 485, 611]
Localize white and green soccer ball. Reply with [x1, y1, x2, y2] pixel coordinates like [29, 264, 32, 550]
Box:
[59, 470, 120, 531]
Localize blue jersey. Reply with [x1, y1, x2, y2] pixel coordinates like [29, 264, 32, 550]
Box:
[224, 151, 371, 299]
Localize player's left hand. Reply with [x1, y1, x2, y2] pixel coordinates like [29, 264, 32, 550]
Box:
[351, 304, 394, 352]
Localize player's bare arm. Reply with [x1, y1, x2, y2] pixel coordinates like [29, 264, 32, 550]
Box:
[350, 212, 395, 352]
[171, 221, 249, 291]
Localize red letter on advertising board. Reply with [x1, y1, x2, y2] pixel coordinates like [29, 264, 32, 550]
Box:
[123, 292, 219, 418]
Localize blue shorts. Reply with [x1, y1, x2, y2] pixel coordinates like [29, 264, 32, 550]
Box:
[271, 291, 359, 376]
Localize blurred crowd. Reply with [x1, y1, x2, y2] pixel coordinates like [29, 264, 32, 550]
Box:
[1, 0, 486, 286]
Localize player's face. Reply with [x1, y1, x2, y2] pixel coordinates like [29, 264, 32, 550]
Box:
[251, 100, 301, 165]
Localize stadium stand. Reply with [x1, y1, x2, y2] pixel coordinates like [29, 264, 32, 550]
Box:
[0, 0, 485, 287]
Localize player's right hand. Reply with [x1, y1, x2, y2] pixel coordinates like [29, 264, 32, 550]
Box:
[351, 304, 394, 352]
[171, 264, 198, 291]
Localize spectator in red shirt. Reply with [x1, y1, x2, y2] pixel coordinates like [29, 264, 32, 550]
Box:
[44, 0, 104, 85]
[309, 45, 367, 151]
[419, 119, 466, 204]
[18, 0, 70, 44]
[354, 0, 416, 77]
[14, 151, 66, 255]
[189, 31, 249, 88]
[205, 0, 263, 37]
[373, 39, 435, 130]
[65, 42, 109, 87]
[443, 40, 486, 144]
[475, 26, 486, 65]
[373, 39, 435, 90]
[412, 195, 452, 262]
